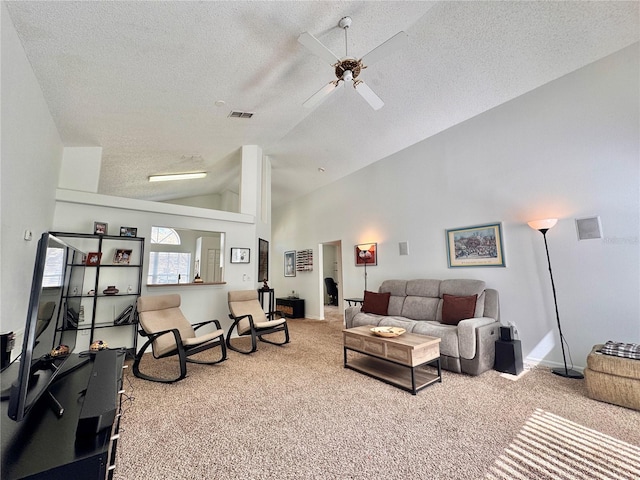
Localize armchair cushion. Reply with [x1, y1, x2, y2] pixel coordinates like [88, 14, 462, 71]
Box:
[137, 294, 196, 357]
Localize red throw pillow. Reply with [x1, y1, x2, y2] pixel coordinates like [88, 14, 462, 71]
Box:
[361, 291, 391, 315]
[442, 294, 478, 325]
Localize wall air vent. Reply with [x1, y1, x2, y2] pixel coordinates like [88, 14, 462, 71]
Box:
[228, 111, 254, 119]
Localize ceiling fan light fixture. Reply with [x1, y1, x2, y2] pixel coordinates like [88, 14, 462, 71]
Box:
[148, 172, 207, 182]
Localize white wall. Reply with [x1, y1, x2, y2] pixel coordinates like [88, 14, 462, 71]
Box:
[52, 193, 260, 351]
[1, 4, 63, 337]
[272, 44, 640, 369]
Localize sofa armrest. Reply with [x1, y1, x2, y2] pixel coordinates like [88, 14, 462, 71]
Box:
[344, 306, 361, 328]
[457, 317, 499, 359]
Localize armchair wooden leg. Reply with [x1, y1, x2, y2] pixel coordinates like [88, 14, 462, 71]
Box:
[258, 325, 290, 346]
[226, 326, 258, 354]
[133, 338, 187, 384]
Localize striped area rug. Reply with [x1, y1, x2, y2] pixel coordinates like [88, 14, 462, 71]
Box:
[486, 408, 640, 480]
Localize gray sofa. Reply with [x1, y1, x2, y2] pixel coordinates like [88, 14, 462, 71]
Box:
[344, 279, 500, 375]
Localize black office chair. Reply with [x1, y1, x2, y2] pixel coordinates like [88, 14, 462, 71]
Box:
[324, 277, 339, 306]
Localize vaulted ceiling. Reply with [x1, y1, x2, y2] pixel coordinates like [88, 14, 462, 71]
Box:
[5, 1, 639, 208]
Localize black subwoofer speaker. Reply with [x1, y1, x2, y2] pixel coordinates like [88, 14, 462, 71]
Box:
[500, 326, 514, 341]
[495, 339, 523, 375]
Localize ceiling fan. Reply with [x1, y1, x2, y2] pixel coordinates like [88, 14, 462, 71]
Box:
[298, 16, 408, 111]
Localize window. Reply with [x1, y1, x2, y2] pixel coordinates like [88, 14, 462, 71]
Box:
[147, 252, 191, 284]
[148, 227, 190, 283]
[150, 226, 181, 245]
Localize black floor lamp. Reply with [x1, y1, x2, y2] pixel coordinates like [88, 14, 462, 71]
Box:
[528, 218, 584, 379]
[356, 243, 375, 292]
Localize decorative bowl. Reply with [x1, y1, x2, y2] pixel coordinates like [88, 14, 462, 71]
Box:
[370, 326, 406, 338]
[103, 285, 119, 295]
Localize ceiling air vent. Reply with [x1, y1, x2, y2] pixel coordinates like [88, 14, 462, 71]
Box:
[228, 111, 254, 119]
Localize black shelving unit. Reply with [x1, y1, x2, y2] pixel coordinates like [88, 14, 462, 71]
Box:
[51, 232, 144, 352]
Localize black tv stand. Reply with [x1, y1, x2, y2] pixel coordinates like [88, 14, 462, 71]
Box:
[46, 390, 65, 418]
[1, 352, 125, 479]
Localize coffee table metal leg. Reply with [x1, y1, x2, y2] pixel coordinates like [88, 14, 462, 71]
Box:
[411, 367, 417, 395]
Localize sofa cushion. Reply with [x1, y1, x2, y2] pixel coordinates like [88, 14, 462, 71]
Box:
[379, 316, 418, 332]
[442, 294, 478, 325]
[440, 279, 486, 297]
[412, 321, 460, 358]
[406, 279, 441, 298]
[379, 280, 407, 316]
[361, 291, 390, 315]
[350, 312, 383, 328]
[401, 296, 440, 321]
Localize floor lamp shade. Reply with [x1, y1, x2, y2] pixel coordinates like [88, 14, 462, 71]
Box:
[528, 219, 583, 379]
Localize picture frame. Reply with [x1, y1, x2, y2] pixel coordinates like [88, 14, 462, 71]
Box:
[446, 222, 505, 268]
[284, 251, 296, 277]
[113, 249, 133, 264]
[94, 221, 108, 235]
[119, 226, 137, 237]
[355, 243, 377, 266]
[85, 252, 102, 266]
[230, 247, 250, 264]
[258, 238, 269, 282]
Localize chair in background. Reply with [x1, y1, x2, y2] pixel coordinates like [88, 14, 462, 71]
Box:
[227, 290, 290, 354]
[134, 294, 226, 383]
[324, 277, 339, 306]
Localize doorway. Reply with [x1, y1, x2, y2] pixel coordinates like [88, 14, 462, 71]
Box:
[320, 241, 342, 321]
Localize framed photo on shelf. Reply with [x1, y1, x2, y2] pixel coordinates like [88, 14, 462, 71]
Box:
[230, 247, 250, 264]
[119, 226, 137, 237]
[284, 251, 296, 277]
[446, 222, 505, 268]
[85, 252, 102, 266]
[93, 221, 108, 235]
[113, 249, 133, 264]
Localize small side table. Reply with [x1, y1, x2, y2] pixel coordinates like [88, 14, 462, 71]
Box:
[344, 298, 364, 307]
[258, 288, 275, 318]
[276, 298, 305, 318]
[495, 339, 524, 375]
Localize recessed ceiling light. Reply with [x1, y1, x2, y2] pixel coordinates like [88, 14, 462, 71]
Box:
[148, 172, 207, 182]
[214, 100, 226, 107]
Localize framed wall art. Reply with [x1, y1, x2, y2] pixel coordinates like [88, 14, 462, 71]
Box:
[446, 222, 505, 268]
[258, 238, 269, 282]
[284, 251, 296, 277]
[230, 247, 250, 264]
[355, 243, 377, 266]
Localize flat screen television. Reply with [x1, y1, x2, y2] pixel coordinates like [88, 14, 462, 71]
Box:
[5, 232, 86, 421]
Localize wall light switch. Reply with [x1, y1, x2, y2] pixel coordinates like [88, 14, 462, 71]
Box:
[23, 230, 33, 241]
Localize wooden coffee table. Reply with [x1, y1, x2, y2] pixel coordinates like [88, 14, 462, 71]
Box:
[343, 325, 442, 395]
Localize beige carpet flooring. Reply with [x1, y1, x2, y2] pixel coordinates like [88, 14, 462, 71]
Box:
[114, 308, 640, 479]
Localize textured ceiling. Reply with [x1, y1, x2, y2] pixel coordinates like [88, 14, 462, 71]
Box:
[5, 1, 639, 208]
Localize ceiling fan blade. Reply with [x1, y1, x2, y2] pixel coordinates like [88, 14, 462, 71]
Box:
[360, 31, 408, 67]
[303, 81, 343, 109]
[354, 81, 384, 110]
[298, 32, 341, 66]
